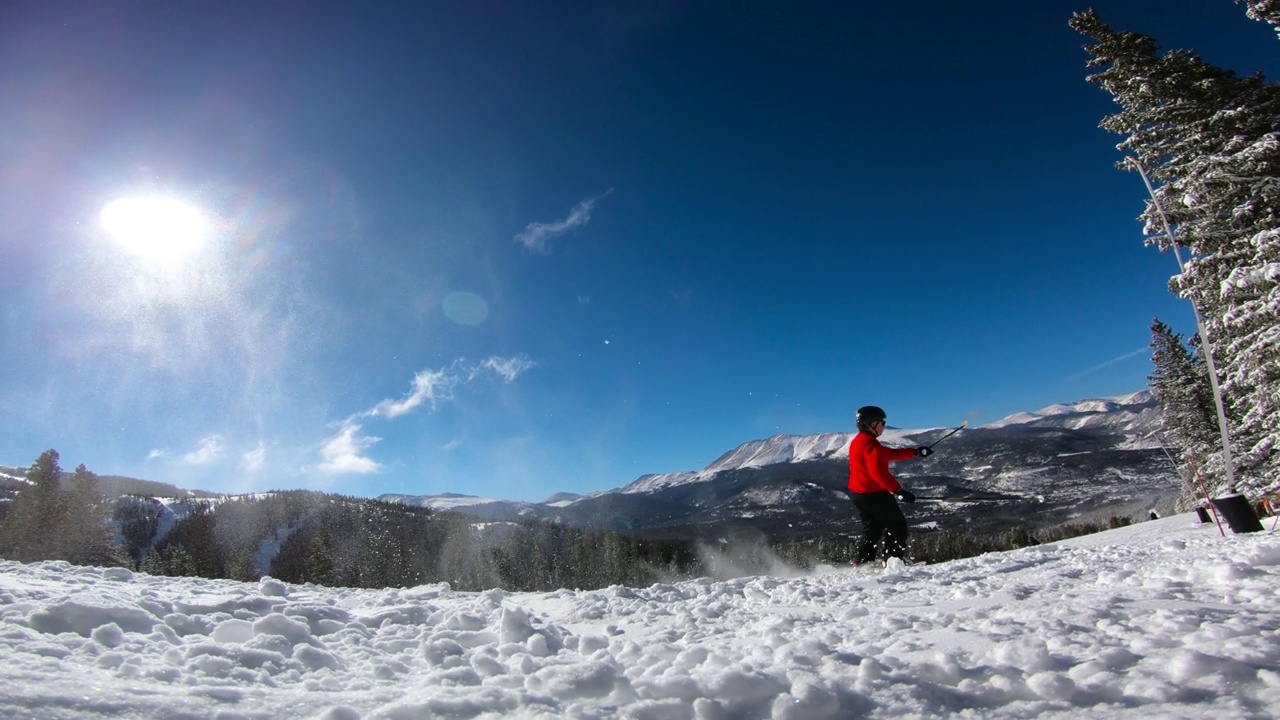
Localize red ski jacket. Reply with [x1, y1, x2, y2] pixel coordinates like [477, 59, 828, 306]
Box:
[848, 430, 917, 494]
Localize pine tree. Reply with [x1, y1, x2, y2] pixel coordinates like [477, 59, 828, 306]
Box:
[1148, 318, 1221, 505]
[113, 497, 162, 569]
[304, 530, 337, 585]
[1219, 0, 1280, 479]
[0, 450, 67, 561]
[143, 545, 199, 577]
[63, 464, 119, 566]
[153, 502, 226, 578]
[1071, 9, 1280, 493]
[1170, 8, 1280, 484]
[1239, 0, 1280, 36]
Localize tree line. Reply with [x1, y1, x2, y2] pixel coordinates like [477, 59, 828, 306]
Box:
[2, 449, 1146, 590]
[1071, 2, 1280, 505]
[0, 449, 706, 591]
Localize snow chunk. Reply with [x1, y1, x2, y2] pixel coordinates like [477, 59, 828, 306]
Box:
[526, 661, 620, 699]
[27, 599, 158, 636]
[254, 612, 318, 646]
[258, 577, 289, 597]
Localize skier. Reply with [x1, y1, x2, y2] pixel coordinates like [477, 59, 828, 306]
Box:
[848, 405, 932, 565]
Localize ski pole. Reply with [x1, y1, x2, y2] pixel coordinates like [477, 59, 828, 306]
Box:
[927, 421, 968, 450]
[912, 495, 1011, 503]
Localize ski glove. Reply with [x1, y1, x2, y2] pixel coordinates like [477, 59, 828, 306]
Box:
[916, 447, 933, 457]
[896, 489, 916, 503]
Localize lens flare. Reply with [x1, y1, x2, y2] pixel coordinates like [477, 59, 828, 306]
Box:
[442, 291, 489, 326]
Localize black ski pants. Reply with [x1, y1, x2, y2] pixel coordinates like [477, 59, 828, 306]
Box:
[852, 490, 908, 563]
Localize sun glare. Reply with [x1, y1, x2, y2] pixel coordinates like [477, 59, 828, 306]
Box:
[101, 196, 208, 260]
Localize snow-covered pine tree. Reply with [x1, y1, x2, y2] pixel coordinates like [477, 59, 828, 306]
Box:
[1148, 318, 1220, 505]
[1212, 167, 1280, 490]
[1071, 9, 1280, 495]
[1226, 0, 1280, 494]
[1238, 0, 1280, 36]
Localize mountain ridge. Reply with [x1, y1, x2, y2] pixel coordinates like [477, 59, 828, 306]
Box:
[381, 390, 1174, 539]
[2, 390, 1172, 543]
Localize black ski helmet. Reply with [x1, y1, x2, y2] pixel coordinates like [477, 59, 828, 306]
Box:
[856, 405, 887, 431]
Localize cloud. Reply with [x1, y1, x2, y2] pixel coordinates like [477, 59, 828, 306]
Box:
[366, 355, 535, 419]
[1065, 346, 1149, 382]
[181, 435, 225, 465]
[369, 367, 457, 418]
[320, 355, 534, 473]
[478, 355, 535, 382]
[147, 449, 165, 460]
[317, 422, 382, 475]
[241, 443, 266, 472]
[515, 188, 613, 253]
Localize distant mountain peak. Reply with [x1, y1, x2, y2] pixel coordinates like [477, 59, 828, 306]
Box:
[615, 390, 1157, 496]
[982, 389, 1156, 430]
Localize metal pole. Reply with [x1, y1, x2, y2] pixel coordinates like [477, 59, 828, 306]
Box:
[1126, 157, 1238, 494]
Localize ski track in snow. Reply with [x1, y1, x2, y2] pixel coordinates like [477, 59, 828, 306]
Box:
[1, 515, 1278, 718]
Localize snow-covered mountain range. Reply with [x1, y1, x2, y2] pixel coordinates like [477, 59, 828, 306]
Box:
[1, 391, 1173, 543]
[383, 390, 1176, 539]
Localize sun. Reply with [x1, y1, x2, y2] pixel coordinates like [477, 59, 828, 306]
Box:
[100, 196, 209, 260]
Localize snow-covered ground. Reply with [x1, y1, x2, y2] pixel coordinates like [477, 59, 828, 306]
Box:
[2, 514, 1278, 719]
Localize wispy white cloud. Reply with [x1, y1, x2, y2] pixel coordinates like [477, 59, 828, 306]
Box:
[241, 443, 266, 472]
[478, 355, 535, 383]
[367, 355, 535, 419]
[369, 367, 457, 419]
[147, 449, 165, 460]
[181, 435, 225, 465]
[515, 188, 613, 253]
[317, 355, 535, 474]
[1065, 346, 1149, 382]
[317, 422, 382, 475]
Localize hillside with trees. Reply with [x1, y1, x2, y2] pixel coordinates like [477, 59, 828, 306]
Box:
[1, 449, 1139, 590]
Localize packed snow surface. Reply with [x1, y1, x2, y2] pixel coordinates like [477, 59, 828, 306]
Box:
[2, 514, 1279, 719]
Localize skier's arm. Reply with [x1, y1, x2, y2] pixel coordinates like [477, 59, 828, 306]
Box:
[884, 447, 918, 462]
[870, 444, 905, 493]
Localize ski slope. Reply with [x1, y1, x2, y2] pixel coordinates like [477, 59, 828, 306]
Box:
[1, 514, 1277, 718]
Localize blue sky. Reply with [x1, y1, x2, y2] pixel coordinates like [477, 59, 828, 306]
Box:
[2, 1, 1277, 501]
